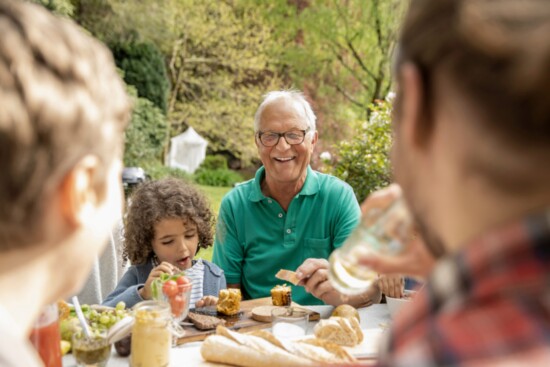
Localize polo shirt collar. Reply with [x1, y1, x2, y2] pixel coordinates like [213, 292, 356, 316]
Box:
[248, 165, 320, 202]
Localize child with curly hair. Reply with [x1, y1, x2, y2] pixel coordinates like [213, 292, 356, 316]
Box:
[103, 178, 226, 308]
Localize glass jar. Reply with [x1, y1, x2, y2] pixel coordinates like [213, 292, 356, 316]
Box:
[72, 329, 111, 367]
[29, 303, 62, 367]
[328, 197, 413, 295]
[130, 301, 171, 367]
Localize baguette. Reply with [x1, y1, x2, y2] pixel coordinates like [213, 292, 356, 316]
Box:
[201, 331, 314, 367]
[200, 325, 357, 366]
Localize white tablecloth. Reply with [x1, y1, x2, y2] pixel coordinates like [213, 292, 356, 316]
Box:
[62, 304, 391, 366]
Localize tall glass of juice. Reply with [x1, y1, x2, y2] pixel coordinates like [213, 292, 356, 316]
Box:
[29, 303, 62, 367]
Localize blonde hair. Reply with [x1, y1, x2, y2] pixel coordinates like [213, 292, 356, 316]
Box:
[0, 1, 130, 249]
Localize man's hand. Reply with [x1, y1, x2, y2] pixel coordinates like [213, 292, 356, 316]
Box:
[376, 274, 404, 298]
[296, 258, 381, 307]
[296, 258, 334, 302]
[139, 261, 178, 300]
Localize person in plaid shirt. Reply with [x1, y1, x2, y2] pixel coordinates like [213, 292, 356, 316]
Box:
[353, 0, 550, 365]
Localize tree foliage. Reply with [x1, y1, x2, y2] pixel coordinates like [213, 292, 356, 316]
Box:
[331, 96, 394, 202]
[263, 0, 405, 115]
[30, 0, 74, 16]
[165, 0, 283, 167]
[253, 0, 406, 156]
[52, 0, 405, 182]
[111, 41, 170, 113]
[123, 85, 169, 168]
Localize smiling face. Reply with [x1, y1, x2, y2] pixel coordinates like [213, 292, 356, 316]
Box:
[152, 217, 199, 271]
[256, 98, 318, 188]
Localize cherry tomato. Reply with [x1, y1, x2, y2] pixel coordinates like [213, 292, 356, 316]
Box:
[162, 280, 178, 298]
[170, 295, 186, 317]
[176, 276, 190, 286]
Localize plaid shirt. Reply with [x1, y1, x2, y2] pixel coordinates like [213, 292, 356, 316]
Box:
[380, 209, 550, 366]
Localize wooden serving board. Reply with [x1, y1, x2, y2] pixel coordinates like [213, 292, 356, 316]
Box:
[176, 297, 320, 345]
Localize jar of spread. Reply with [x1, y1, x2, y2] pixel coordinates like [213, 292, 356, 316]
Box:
[130, 301, 171, 367]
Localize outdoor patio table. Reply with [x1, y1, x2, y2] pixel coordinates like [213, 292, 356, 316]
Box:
[62, 304, 391, 366]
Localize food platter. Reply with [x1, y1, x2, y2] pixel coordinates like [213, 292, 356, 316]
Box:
[176, 297, 320, 344]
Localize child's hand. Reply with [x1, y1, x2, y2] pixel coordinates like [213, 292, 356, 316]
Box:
[195, 296, 218, 308]
[140, 261, 178, 300]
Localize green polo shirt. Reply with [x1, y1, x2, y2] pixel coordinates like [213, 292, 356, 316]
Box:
[212, 166, 360, 305]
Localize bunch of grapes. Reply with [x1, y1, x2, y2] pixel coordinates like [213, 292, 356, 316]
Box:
[81, 302, 131, 332]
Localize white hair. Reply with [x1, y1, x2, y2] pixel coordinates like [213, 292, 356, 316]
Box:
[253, 90, 317, 133]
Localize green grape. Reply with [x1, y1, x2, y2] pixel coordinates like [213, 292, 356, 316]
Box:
[89, 310, 99, 321]
[115, 301, 126, 311]
[99, 314, 110, 325]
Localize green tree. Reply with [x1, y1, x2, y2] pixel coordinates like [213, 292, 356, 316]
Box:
[264, 0, 405, 116]
[331, 96, 394, 202]
[165, 0, 284, 167]
[29, 0, 74, 17]
[111, 41, 170, 113]
[123, 85, 169, 168]
[93, 0, 283, 168]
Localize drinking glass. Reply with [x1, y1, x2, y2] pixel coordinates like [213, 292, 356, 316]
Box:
[29, 303, 62, 367]
[271, 307, 309, 339]
[328, 197, 413, 295]
[72, 329, 111, 367]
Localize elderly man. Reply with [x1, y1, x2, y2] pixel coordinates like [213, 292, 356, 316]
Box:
[346, 0, 550, 365]
[212, 90, 381, 306]
[0, 1, 130, 366]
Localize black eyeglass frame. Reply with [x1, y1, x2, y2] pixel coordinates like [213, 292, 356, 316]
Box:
[256, 128, 311, 147]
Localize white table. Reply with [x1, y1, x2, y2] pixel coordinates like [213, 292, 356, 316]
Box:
[62, 304, 391, 366]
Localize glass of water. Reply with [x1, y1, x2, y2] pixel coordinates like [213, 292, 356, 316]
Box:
[328, 196, 413, 295]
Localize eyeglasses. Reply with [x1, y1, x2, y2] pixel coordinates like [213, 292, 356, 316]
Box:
[257, 129, 310, 147]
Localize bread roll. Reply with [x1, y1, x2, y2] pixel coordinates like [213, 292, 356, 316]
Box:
[313, 316, 363, 347]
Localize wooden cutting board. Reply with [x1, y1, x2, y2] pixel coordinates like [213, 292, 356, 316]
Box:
[176, 297, 320, 345]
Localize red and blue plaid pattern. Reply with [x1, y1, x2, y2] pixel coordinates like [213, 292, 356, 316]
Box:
[380, 210, 550, 366]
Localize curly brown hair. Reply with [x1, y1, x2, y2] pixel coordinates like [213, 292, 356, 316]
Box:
[123, 178, 215, 265]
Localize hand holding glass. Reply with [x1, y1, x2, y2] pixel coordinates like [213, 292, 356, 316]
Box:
[329, 196, 413, 295]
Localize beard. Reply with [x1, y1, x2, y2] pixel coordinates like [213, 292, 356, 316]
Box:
[411, 208, 447, 259]
[392, 137, 446, 259]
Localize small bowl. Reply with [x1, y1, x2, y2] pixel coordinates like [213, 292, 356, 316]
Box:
[386, 290, 416, 319]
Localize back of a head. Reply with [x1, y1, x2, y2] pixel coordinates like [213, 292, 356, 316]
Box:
[0, 0, 130, 250]
[396, 0, 550, 187]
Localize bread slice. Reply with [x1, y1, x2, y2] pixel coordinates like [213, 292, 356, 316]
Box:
[313, 317, 363, 347]
[187, 312, 226, 330]
[275, 269, 300, 286]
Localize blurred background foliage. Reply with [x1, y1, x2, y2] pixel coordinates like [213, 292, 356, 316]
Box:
[32, 0, 406, 198]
